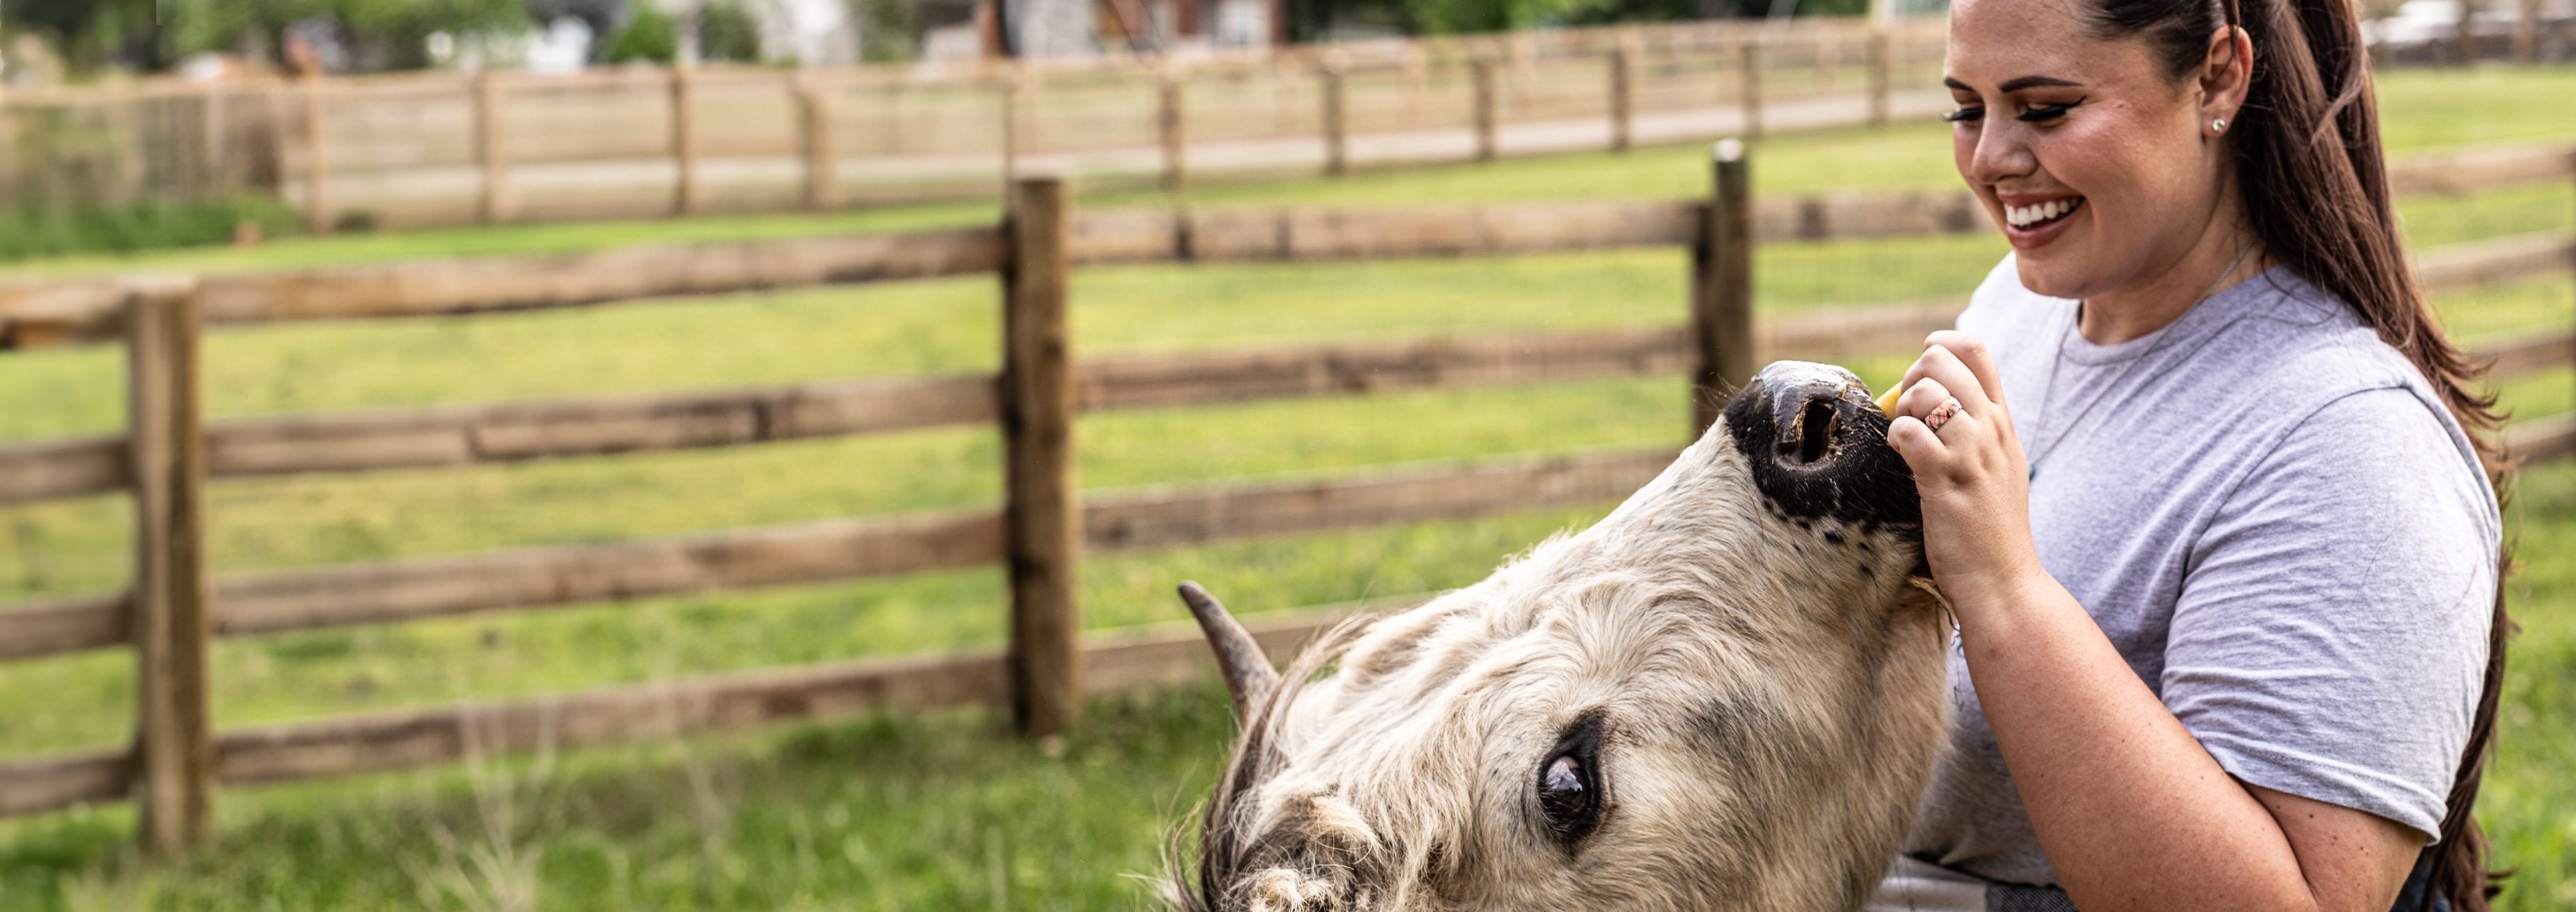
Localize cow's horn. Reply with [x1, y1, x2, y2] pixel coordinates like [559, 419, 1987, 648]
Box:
[1177, 581, 1278, 718]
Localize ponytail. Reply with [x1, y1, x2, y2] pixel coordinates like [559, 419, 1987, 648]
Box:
[2082, 0, 2513, 907]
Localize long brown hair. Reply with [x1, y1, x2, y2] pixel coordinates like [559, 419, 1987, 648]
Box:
[2082, 0, 2514, 907]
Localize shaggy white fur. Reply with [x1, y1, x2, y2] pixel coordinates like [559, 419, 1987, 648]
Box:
[1173, 362, 1955, 912]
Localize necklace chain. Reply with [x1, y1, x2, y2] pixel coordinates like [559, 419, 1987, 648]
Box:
[2025, 242, 2258, 479]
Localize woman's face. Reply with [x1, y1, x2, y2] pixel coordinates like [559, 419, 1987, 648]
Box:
[1944, 0, 2233, 300]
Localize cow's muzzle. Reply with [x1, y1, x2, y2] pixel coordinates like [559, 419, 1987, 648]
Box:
[1721, 361, 1920, 528]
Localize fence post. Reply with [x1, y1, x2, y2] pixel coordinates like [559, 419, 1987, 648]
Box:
[671, 67, 698, 216]
[798, 74, 838, 211]
[1158, 67, 1187, 192]
[2513, 0, 2538, 63]
[301, 78, 331, 235]
[2454, 0, 2478, 64]
[1002, 175, 1082, 739]
[1472, 58, 1497, 162]
[1001, 68, 1022, 185]
[128, 280, 214, 854]
[475, 71, 510, 224]
[1692, 139, 1754, 437]
[1322, 65, 1348, 177]
[1609, 40, 1636, 153]
[1738, 41, 1764, 140]
[1868, 28, 1891, 128]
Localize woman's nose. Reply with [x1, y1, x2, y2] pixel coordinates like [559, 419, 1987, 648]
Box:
[1964, 121, 2037, 186]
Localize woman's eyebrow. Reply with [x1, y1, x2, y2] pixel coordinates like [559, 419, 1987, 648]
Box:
[1997, 75, 2085, 92]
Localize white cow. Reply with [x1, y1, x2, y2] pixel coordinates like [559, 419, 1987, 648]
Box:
[1169, 361, 1953, 912]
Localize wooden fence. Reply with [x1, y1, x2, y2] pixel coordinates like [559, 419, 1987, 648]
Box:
[0, 142, 2570, 851]
[2, 17, 1945, 230]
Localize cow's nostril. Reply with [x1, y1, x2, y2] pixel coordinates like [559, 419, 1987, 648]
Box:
[1782, 398, 1839, 466]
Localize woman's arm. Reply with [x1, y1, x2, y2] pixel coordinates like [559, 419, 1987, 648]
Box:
[1886, 331, 2420, 912]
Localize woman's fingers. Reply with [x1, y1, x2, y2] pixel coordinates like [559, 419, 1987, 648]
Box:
[1911, 345, 1996, 416]
[1922, 331, 2008, 405]
[1896, 375, 1954, 421]
[1886, 414, 1947, 470]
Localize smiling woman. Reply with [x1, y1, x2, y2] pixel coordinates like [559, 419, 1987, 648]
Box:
[1865, 0, 2512, 911]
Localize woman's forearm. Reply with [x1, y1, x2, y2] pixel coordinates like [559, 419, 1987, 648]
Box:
[1954, 574, 2333, 912]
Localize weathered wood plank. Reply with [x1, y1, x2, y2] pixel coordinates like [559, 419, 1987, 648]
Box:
[127, 286, 216, 851]
[2476, 330, 2575, 379]
[0, 605, 1376, 817]
[1695, 141, 1756, 435]
[0, 305, 1949, 502]
[2385, 142, 2576, 197]
[2415, 231, 2575, 291]
[0, 594, 131, 660]
[0, 444, 1671, 659]
[2508, 413, 2576, 464]
[1080, 326, 1693, 410]
[0, 228, 1006, 348]
[1002, 176, 1084, 736]
[0, 750, 131, 817]
[0, 436, 127, 505]
[211, 509, 1007, 636]
[1084, 448, 1674, 552]
[1070, 200, 1704, 265]
[213, 374, 1000, 477]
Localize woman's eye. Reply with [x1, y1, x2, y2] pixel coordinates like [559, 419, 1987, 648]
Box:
[2016, 101, 2080, 122]
[1942, 106, 1985, 123]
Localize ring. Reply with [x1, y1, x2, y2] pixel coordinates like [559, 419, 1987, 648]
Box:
[1925, 396, 1963, 432]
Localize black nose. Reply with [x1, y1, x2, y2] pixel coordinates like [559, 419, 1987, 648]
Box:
[1746, 361, 1874, 469]
[1717, 361, 1921, 529]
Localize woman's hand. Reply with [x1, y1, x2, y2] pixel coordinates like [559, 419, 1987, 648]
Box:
[1884, 331, 2048, 612]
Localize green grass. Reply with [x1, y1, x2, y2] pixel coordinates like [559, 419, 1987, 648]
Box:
[0, 65, 2568, 911]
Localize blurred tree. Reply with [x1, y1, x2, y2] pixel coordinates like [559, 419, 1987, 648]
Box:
[848, 0, 918, 62]
[697, 1, 763, 60]
[159, 0, 530, 72]
[605, 3, 679, 60]
[4, 0, 160, 70]
[606, 1, 761, 64]
[525, 0, 634, 59]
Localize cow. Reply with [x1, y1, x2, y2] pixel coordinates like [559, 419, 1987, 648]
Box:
[1166, 361, 1953, 912]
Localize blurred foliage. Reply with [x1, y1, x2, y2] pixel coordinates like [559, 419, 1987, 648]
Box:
[850, 0, 921, 62]
[605, 2, 759, 65]
[699, 1, 763, 61]
[1, 0, 156, 69]
[604, 4, 680, 63]
[0, 196, 302, 261]
[158, 0, 532, 72]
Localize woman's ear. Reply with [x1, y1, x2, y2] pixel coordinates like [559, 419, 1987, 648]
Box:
[2199, 24, 2256, 136]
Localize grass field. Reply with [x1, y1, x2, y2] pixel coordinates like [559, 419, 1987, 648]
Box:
[0, 65, 2569, 910]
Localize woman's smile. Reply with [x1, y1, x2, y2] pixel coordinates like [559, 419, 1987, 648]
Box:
[1998, 194, 2087, 249]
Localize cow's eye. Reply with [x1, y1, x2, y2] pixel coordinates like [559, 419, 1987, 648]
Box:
[1535, 721, 1605, 847]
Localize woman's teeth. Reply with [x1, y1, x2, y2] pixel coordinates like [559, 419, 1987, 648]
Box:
[2005, 197, 2083, 229]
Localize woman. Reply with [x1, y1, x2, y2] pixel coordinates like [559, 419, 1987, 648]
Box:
[1865, 0, 2509, 909]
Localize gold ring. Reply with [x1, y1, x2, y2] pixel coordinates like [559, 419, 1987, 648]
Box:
[1926, 396, 1963, 432]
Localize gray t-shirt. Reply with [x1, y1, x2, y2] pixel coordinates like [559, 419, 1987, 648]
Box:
[1899, 257, 2499, 887]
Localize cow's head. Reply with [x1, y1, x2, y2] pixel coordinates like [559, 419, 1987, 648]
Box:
[1168, 361, 1953, 912]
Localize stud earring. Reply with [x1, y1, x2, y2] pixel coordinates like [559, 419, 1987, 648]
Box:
[2212, 117, 2228, 133]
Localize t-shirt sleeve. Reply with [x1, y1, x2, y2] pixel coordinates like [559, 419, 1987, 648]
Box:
[2162, 386, 2497, 842]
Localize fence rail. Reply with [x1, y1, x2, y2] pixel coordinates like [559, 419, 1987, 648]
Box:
[0, 17, 1964, 230]
[0, 142, 2568, 844]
